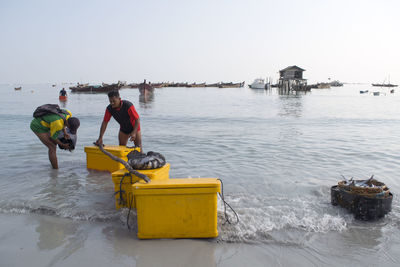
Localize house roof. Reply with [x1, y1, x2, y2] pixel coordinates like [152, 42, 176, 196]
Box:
[280, 65, 306, 72]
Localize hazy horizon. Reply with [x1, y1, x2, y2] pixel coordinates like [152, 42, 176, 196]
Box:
[1, 0, 399, 85]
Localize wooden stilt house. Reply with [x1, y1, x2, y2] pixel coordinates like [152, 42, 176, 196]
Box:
[278, 65, 308, 91]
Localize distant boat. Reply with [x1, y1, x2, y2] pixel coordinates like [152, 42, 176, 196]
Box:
[218, 81, 244, 88]
[70, 82, 123, 93]
[372, 76, 398, 87]
[317, 83, 331, 89]
[138, 80, 154, 95]
[14, 87, 21, 90]
[248, 78, 266, 89]
[390, 89, 395, 94]
[330, 80, 343, 87]
[360, 90, 369, 94]
[373, 92, 380, 96]
[52, 84, 56, 87]
[372, 83, 398, 87]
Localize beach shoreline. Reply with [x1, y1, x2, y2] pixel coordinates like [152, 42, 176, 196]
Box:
[1, 213, 399, 267]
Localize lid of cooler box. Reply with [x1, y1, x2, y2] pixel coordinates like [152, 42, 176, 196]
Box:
[133, 178, 220, 190]
[84, 145, 137, 155]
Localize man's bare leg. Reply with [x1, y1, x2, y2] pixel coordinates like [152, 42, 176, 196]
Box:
[118, 131, 130, 146]
[134, 131, 143, 153]
[34, 132, 58, 169]
[119, 130, 143, 152]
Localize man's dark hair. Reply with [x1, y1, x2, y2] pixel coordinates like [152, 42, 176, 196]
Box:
[108, 90, 120, 98]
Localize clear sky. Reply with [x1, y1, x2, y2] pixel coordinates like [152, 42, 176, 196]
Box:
[0, 0, 399, 84]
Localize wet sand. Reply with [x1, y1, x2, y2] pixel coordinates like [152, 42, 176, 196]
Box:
[0, 213, 324, 267]
[2, 213, 399, 267]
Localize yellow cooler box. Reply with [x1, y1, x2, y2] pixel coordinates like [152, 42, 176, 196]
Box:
[112, 163, 170, 209]
[84, 145, 139, 172]
[133, 178, 221, 239]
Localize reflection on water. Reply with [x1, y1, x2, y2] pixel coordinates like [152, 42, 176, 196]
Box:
[59, 100, 67, 108]
[278, 94, 303, 118]
[102, 226, 217, 267]
[277, 88, 310, 96]
[34, 215, 79, 250]
[139, 91, 154, 107]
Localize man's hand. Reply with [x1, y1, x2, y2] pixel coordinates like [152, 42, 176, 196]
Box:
[129, 133, 136, 142]
[60, 143, 70, 150]
[62, 128, 70, 139]
[95, 138, 103, 146]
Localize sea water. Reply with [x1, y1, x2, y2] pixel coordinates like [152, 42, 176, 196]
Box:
[0, 84, 399, 265]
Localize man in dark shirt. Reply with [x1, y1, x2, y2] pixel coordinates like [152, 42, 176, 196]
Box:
[95, 90, 142, 151]
[59, 88, 67, 96]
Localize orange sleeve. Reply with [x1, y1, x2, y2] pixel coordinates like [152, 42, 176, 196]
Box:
[103, 109, 111, 122]
[128, 105, 140, 131]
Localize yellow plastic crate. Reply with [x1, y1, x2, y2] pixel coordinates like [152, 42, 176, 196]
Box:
[133, 178, 221, 239]
[111, 163, 170, 209]
[84, 145, 140, 172]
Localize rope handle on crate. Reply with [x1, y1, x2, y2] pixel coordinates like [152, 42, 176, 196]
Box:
[217, 178, 239, 225]
[113, 172, 134, 205]
[94, 142, 150, 183]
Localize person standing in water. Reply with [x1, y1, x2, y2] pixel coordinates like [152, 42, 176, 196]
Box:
[59, 88, 67, 96]
[95, 90, 142, 152]
[30, 108, 80, 169]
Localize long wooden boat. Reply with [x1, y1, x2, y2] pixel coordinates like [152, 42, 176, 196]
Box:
[371, 83, 398, 87]
[70, 83, 122, 93]
[317, 83, 331, 89]
[218, 81, 245, 88]
[14, 87, 22, 90]
[138, 80, 154, 95]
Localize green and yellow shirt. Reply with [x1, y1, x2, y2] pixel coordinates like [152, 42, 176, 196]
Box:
[30, 110, 72, 139]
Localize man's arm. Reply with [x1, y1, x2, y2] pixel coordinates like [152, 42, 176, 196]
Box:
[129, 118, 140, 141]
[95, 109, 111, 145]
[95, 120, 108, 145]
[51, 135, 69, 149]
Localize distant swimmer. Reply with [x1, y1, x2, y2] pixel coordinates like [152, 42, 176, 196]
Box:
[95, 90, 142, 152]
[30, 104, 80, 169]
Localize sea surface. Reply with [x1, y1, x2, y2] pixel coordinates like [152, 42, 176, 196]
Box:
[0, 84, 399, 266]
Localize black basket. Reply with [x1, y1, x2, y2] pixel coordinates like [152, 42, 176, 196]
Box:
[331, 185, 393, 221]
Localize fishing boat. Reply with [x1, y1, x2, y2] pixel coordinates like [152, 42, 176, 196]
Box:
[372, 76, 398, 87]
[248, 78, 266, 89]
[360, 90, 369, 94]
[138, 80, 154, 95]
[316, 83, 331, 89]
[70, 82, 123, 93]
[14, 87, 22, 90]
[331, 176, 392, 220]
[219, 81, 245, 88]
[372, 83, 398, 87]
[330, 80, 343, 87]
[205, 83, 220, 87]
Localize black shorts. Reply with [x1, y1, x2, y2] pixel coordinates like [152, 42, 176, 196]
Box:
[120, 127, 133, 135]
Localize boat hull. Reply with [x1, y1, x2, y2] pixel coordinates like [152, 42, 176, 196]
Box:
[249, 84, 266, 89]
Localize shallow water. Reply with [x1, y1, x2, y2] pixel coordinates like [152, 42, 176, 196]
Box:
[0, 84, 399, 265]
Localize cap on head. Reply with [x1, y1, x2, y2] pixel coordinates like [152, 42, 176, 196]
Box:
[67, 117, 80, 134]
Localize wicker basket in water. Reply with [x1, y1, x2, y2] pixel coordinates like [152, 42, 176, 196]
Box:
[338, 179, 389, 197]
